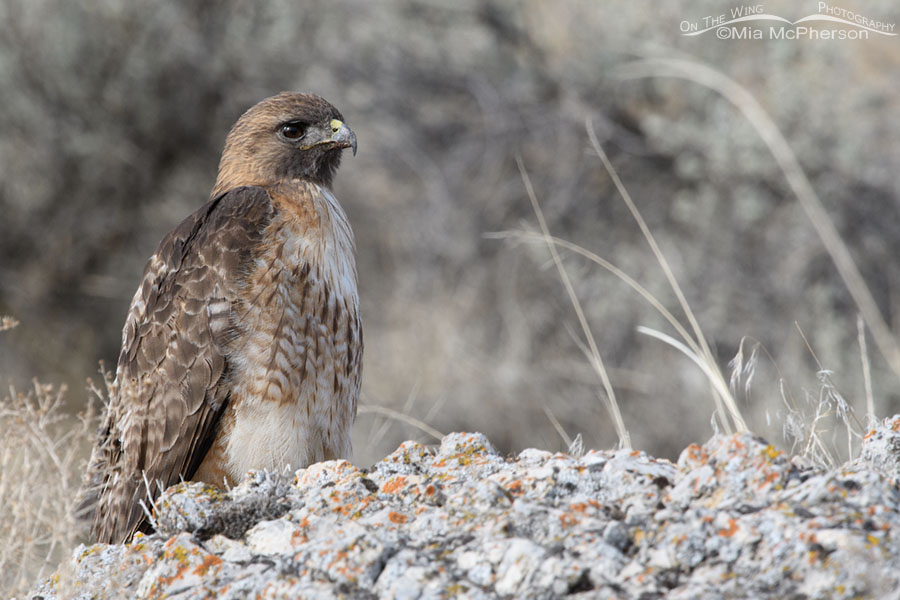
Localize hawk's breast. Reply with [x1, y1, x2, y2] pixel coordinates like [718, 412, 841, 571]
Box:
[206, 182, 361, 483]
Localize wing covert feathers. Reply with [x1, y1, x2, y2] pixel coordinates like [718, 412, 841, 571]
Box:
[78, 187, 275, 544]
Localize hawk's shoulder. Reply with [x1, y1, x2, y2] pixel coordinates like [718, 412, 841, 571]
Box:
[122, 186, 277, 374]
[155, 185, 277, 277]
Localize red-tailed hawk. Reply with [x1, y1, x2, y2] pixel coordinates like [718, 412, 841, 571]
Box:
[78, 93, 362, 544]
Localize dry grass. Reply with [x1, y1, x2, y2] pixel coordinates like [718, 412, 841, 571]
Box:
[615, 56, 890, 466]
[517, 154, 631, 449]
[0, 379, 97, 598]
[0, 316, 102, 597]
[618, 57, 900, 381]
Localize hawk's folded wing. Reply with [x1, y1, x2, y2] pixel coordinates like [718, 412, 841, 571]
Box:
[79, 186, 275, 544]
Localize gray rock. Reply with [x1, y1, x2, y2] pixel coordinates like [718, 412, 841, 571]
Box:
[31, 425, 900, 599]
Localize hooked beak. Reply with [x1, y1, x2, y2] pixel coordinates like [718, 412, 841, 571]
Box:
[329, 119, 358, 156]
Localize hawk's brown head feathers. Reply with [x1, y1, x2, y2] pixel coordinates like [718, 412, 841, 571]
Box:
[212, 92, 357, 196]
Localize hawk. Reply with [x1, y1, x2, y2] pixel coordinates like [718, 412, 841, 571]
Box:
[78, 93, 362, 544]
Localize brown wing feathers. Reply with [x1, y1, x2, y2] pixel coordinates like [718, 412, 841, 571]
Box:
[81, 187, 275, 543]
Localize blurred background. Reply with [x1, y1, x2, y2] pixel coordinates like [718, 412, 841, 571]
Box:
[1, 0, 899, 466]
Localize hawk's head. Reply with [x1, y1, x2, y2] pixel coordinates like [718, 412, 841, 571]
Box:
[213, 92, 357, 196]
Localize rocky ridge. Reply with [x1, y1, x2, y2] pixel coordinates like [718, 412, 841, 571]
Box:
[31, 417, 900, 599]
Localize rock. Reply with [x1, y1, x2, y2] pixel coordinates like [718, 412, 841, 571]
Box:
[857, 415, 900, 479]
[30, 425, 900, 599]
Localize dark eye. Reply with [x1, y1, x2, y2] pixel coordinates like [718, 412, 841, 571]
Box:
[279, 122, 305, 140]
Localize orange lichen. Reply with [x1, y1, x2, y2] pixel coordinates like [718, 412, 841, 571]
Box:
[193, 554, 222, 576]
[291, 529, 309, 545]
[559, 513, 579, 528]
[153, 547, 192, 591]
[388, 511, 407, 524]
[382, 476, 407, 494]
[717, 518, 738, 538]
[506, 480, 523, 494]
[759, 470, 780, 488]
[685, 444, 703, 459]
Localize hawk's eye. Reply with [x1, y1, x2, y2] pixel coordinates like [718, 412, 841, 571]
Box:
[279, 122, 305, 140]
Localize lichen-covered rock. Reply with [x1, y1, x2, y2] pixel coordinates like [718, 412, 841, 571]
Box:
[153, 470, 294, 540]
[857, 415, 900, 480]
[31, 426, 900, 599]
